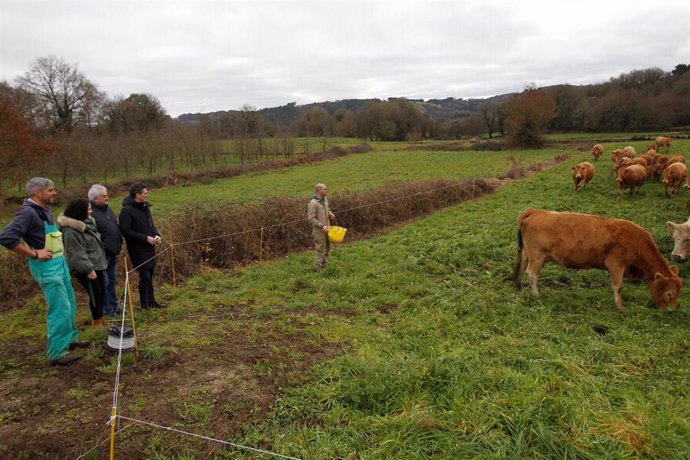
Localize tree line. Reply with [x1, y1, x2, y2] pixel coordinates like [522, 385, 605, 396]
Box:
[2, 55, 689, 197]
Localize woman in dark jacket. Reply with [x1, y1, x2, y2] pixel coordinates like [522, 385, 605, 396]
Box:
[119, 182, 164, 309]
[58, 198, 108, 328]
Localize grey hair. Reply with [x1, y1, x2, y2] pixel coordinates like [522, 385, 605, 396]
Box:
[315, 183, 326, 192]
[26, 177, 54, 197]
[88, 184, 107, 201]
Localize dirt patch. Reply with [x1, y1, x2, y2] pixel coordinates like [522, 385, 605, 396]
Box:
[0, 301, 345, 458]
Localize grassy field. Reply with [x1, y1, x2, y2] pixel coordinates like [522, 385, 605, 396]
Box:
[1, 139, 690, 458]
[143, 149, 560, 216]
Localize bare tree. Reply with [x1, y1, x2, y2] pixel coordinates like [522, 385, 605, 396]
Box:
[17, 55, 105, 133]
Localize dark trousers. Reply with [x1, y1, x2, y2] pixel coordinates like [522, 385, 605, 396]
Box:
[102, 255, 118, 315]
[74, 271, 106, 320]
[138, 268, 157, 307]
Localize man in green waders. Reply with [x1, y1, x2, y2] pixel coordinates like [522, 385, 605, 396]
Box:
[0, 177, 89, 365]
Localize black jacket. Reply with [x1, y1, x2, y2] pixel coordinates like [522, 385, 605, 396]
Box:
[91, 203, 122, 257]
[119, 196, 160, 270]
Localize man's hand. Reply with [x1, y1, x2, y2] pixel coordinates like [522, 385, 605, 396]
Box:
[322, 225, 330, 233]
[87, 270, 97, 280]
[35, 248, 53, 260]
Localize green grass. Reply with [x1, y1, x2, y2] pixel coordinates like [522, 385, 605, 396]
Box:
[131, 149, 561, 217]
[546, 131, 688, 142]
[203, 142, 690, 458]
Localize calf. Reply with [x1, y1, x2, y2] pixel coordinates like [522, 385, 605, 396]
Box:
[591, 144, 604, 161]
[623, 146, 636, 158]
[571, 161, 595, 191]
[513, 209, 682, 310]
[662, 162, 688, 198]
[655, 136, 673, 152]
[616, 164, 647, 198]
[611, 149, 627, 165]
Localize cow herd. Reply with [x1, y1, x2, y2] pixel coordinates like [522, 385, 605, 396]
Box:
[515, 136, 690, 312]
[571, 137, 687, 199]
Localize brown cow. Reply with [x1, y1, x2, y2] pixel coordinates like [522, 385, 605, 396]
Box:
[662, 162, 688, 198]
[668, 155, 685, 165]
[616, 164, 647, 197]
[611, 148, 627, 165]
[513, 209, 682, 311]
[623, 146, 636, 158]
[613, 156, 647, 176]
[591, 144, 604, 161]
[647, 142, 656, 151]
[667, 218, 690, 261]
[571, 161, 595, 191]
[655, 136, 673, 152]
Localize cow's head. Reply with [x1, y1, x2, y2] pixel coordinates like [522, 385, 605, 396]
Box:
[667, 221, 690, 261]
[650, 266, 683, 310]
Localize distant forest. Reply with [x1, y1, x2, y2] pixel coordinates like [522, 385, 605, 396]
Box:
[177, 64, 690, 137]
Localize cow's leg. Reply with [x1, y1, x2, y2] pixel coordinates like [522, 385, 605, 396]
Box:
[526, 258, 544, 295]
[512, 250, 528, 288]
[605, 264, 625, 311]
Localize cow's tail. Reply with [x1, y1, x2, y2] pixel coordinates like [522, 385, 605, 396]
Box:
[511, 225, 525, 289]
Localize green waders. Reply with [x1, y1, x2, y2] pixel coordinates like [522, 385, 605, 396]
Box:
[27, 221, 79, 360]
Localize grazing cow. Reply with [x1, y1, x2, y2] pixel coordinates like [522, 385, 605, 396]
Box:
[571, 161, 595, 191]
[623, 146, 636, 158]
[513, 209, 682, 311]
[647, 142, 656, 151]
[668, 155, 685, 165]
[639, 152, 657, 166]
[667, 218, 690, 261]
[617, 164, 647, 197]
[591, 144, 604, 161]
[617, 156, 648, 169]
[611, 149, 627, 165]
[662, 162, 688, 198]
[655, 136, 673, 152]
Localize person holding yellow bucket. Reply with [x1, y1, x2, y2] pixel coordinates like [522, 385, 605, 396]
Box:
[307, 183, 337, 270]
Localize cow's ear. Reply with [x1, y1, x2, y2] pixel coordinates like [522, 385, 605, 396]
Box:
[655, 272, 663, 281]
[571, 167, 575, 172]
[670, 265, 680, 276]
[667, 221, 677, 232]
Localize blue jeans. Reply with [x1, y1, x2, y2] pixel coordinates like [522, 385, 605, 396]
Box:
[102, 255, 118, 316]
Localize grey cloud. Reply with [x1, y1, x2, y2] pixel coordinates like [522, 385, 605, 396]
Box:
[1, 0, 688, 116]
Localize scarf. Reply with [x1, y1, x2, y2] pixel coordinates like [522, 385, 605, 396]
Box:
[311, 193, 325, 203]
[85, 217, 98, 233]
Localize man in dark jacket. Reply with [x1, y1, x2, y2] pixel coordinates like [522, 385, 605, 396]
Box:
[0, 177, 87, 365]
[88, 184, 123, 317]
[119, 182, 165, 309]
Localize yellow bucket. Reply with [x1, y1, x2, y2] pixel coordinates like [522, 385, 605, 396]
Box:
[328, 226, 347, 243]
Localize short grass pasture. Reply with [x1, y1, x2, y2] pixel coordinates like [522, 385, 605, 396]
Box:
[1, 140, 690, 458]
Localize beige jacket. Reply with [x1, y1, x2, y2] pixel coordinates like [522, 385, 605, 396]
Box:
[307, 196, 332, 232]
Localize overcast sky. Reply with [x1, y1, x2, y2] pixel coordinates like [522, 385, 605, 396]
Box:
[1, 0, 688, 117]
